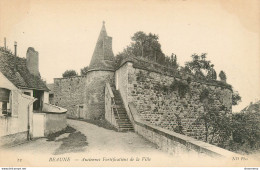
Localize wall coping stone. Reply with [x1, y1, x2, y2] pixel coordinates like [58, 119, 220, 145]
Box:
[42, 103, 67, 114]
[117, 60, 232, 91]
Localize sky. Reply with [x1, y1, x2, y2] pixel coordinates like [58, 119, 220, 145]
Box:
[0, 0, 259, 112]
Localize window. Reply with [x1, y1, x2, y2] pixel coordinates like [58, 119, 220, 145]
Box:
[23, 92, 31, 96]
[33, 90, 44, 111]
[0, 88, 11, 116]
[1, 102, 11, 116]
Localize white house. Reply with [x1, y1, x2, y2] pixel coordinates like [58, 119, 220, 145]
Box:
[0, 46, 50, 146]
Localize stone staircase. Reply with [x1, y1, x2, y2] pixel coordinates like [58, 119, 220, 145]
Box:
[112, 89, 134, 132]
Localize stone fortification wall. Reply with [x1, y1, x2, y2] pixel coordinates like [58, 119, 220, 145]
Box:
[53, 71, 114, 120]
[53, 76, 87, 118]
[116, 61, 232, 142]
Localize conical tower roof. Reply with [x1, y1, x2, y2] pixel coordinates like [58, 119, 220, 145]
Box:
[89, 21, 115, 71]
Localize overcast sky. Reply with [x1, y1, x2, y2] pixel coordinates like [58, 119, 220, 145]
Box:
[0, 0, 259, 112]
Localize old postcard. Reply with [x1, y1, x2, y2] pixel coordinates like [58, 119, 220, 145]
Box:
[0, 0, 259, 168]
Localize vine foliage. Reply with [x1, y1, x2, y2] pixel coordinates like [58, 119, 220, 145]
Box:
[169, 79, 190, 98]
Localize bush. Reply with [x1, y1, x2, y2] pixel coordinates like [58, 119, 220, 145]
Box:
[80, 66, 88, 76]
[219, 70, 227, 82]
[229, 112, 260, 153]
[232, 91, 242, 105]
[169, 79, 190, 98]
[62, 70, 78, 78]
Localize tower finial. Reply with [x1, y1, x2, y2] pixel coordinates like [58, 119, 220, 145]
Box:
[103, 21, 105, 25]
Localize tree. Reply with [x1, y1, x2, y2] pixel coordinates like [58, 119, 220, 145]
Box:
[131, 31, 147, 58]
[219, 70, 227, 82]
[62, 70, 78, 78]
[170, 53, 179, 69]
[80, 66, 89, 76]
[116, 31, 181, 69]
[232, 91, 242, 105]
[206, 65, 217, 80]
[185, 53, 216, 80]
[197, 88, 232, 144]
[230, 112, 260, 153]
[118, 31, 169, 64]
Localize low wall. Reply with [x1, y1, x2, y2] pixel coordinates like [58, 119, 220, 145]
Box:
[42, 103, 67, 136]
[45, 113, 67, 136]
[128, 102, 237, 158]
[105, 83, 118, 129]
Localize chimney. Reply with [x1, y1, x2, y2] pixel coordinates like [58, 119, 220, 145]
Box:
[26, 47, 40, 77]
[14, 41, 17, 56]
[14, 41, 17, 71]
[4, 38, 6, 50]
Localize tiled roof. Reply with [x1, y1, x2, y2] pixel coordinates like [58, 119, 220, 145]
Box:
[0, 50, 49, 91]
[241, 100, 260, 113]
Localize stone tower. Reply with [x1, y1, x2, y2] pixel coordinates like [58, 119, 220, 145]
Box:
[84, 22, 115, 119]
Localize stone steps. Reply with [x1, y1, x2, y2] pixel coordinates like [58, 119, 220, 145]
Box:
[112, 89, 134, 132]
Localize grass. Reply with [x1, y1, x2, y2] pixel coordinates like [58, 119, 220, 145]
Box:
[46, 126, 76, 141]
[54, 131, 88, 155]
[46, 125, 88, 155]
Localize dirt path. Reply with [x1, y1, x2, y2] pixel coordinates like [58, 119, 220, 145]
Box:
[67, 119, 163, 154]
[6, 119, 168, 156]
[5, 119, 255, 166]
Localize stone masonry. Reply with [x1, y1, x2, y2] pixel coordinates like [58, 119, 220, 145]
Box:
[115, 62, 232, 142]
[54, 76, 87, 118]
[53, 22, 115, 119]
[53, 22, 233, 144]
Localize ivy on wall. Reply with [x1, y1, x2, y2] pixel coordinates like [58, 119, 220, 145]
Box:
[136, 71, 147, 82]
[169, 79, 190, 98]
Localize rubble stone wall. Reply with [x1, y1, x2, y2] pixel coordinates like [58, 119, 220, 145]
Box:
[53, 71, 114, 120]
[53, 76, 87, 118]
[116, 62, 232, 142]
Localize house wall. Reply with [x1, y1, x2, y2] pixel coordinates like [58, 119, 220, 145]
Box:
[21, 89, 33, 97]
[115, 61, 232, 142]
[43, 91, 49, 104]
[0, 72, 35, 146]
[0, 91, 34, 146]
[0, 72, 17, 91]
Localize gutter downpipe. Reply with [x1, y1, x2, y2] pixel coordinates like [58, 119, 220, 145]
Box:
[27, 98, 37, 141]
